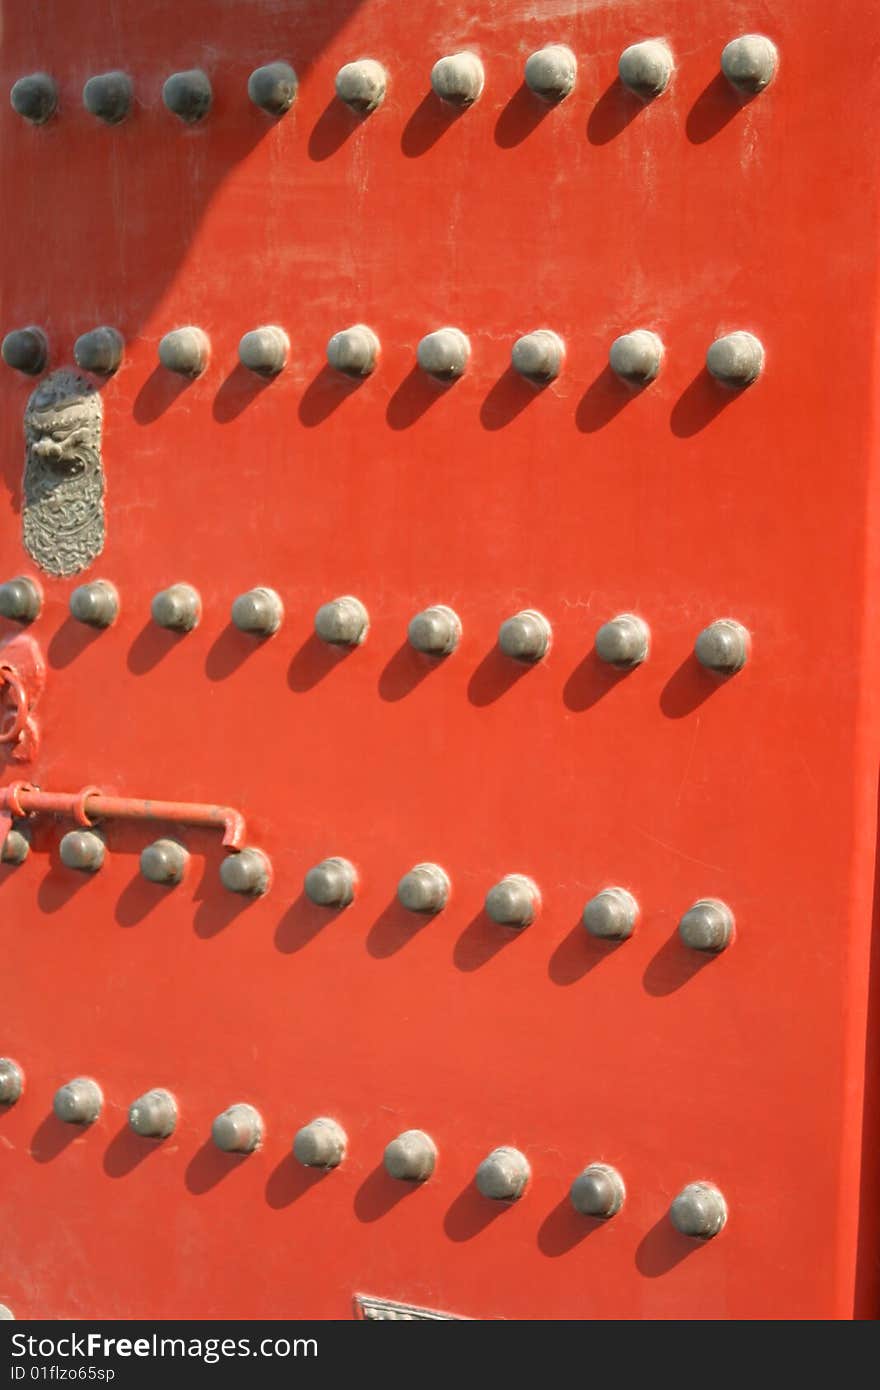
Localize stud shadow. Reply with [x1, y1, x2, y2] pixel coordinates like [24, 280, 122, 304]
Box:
[298, 364, 364, 427]
[467, 646, 530, 707]
[685, 73, 747, 144]
[537, 1195, 609, 1256]
[494, 83, 554, 148]
[353, 1163, 422, 1223]
[184, 1138, 252, 1195]
[547, 919, 623, 986]
[36, 860, 95, 914]
[587, 79, 645, 145]
[308, 96, 363, 161]
[642, 931, 716, 997]
[103, 1124, 165, 1178]
[212, 363, 276, 424]
[115, 873, 177, 928]
[265, 1152, 328, 1209]
[635, 1212, 707, 1276]
[204, 624, 264, 682]
[46, 617, 104, 670]
[365, 896, 429, 959]
[443, 1180, 509, 1242]
[30, 1112, 81, 1163]
[274, 891, 345, 954]
[659, 654, 727, 719]
[127, 620, 186, 676]
[377, 641, 440, 702]
[192, 889, 254, 940]
[453, 909, 523, 973]
[563, 648, 633, 712]
[0, 859, 27, 890]
[132, 366, 195, 425]
[386, 366, 450, 431]
[401, 92, 462, 158]
[669, 369, 738, 438]
[480, 367, 545, 430]
[576, 365, 643, 433]
[287, 631, 351, 692]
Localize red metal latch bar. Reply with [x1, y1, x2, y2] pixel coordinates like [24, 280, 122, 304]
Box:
[0, 781, 246, 849]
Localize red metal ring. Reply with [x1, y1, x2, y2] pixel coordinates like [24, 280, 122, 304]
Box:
[0, 667, 29, 746]
[73, 786, 103, 827]
[4, 780, 37, 819]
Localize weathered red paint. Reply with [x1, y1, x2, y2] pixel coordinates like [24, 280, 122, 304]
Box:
[2, 0, 880, 1321]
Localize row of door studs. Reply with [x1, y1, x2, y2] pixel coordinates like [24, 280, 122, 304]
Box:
[0, 1062, 728, 1238]
[8, 36, 778, 129]
[0, 579, 752, 676]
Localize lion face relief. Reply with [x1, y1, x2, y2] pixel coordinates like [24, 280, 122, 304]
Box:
[23, 369, 105, 577]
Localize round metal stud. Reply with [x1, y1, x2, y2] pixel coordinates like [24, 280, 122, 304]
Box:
[219, 847, 271, 897]
[128, 1088, 178, 1139]
[314, 595, 369, 647]
[678, 898, 734, 953]
[570, 1163, 626, 1218]
[408, 605, 461, 656]
[511, 330, 564, 384]
[384, 1129, 437, 1182]
[335, 59, 387, 114]
[10, 73, 58, 124]
[524, 45, 577, 103]
[326, 324, 380, 378]
[695, 618, 750, 674]
[53, 1077, 103, 1126]
[417, 328, 470, 382]
[304, 856, 357, 908]
[74, 326, 124, 376]
[59, 830, 104, 874]
[162, 69, 212, 123]
[0, 576, 41, 623]
[595, 613, 650, 668]
[670, 1181, 728, 1239]
[706, 331, 764, 387]
[485, 874, 539, 929]
[476, 1146, 530, 1201]
[721, 35, 779, 95]
[582, 887, 639, 941]
[1, 826, 30, 866]
[397, 863, 450, 915]
[0, 1059, 24, 1106]
[293, 1116, 347, 1169]
[231, 587, 284, 636]
[430, 52, 484, 107]
[2, 327, 48, 376]
[151, 583, 201, 632]
[212, 1102, 263, 1153]
[609, 330, 664, 385]
[618, 40, 674, 100]
[69, 580, 119, 629]
[158, 326, 209, 378]
[248, 61, 298, 116]
[82, 71, 133, 124]
[498, 609, 551, 663]
[140, 839, 189, 886]
[238, 326, 289, 378]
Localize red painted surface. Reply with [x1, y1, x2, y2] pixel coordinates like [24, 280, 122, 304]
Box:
[2, 0, 880, 1320]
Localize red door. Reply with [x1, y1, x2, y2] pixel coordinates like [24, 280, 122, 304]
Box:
[2, 0, 879, 1320]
